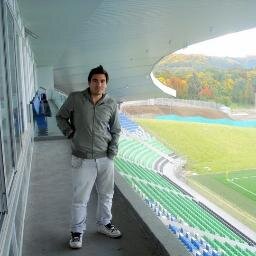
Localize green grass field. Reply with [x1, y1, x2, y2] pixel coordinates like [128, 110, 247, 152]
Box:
[189, 169, 256, 230]
[137, 119, 256, 173]
[137, 118, 256, 230]
[190, 170, 256, 211]
[225, 169, 256, 201]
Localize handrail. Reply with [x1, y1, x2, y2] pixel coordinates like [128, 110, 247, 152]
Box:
[52, 90, 68, 109]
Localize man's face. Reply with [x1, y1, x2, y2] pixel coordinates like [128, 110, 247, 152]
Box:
[89, 74, 107, 96]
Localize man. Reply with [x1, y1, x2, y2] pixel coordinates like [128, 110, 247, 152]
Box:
[56, 65, 122, 249]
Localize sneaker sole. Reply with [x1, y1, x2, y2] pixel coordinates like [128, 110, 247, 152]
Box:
[97, 231, 122, 239]
[70, 245, 82, 249]
[69, 242, 82, 249]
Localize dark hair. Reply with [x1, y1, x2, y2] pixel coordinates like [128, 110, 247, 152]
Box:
[88, 65, 109, 83]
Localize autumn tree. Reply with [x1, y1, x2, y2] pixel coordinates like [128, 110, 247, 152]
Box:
[187, 73, 201, 99]
[199, 86, 213, 100]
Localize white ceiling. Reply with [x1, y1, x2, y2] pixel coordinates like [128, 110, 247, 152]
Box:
[19, 0, 256, 101]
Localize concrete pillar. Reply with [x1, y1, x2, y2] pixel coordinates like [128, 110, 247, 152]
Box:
[36, 66, 54, 99]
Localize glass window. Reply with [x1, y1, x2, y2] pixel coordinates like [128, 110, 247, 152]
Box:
[0, 1, 14, 193]
[21, 41, 31, 126]
[0, 130, 7, 215]
[0, 6, 4, 210]
[15, 34, 24, 134]
[5, 5, 22, 163]
[8, 226, 18, 256]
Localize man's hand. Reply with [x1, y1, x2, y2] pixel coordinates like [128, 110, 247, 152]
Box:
[67, 130, 75, 139]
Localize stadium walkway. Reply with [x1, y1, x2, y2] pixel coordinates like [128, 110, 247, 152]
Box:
[22, 139, 190, 256]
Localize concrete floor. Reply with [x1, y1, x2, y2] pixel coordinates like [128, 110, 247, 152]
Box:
[22, 140, 168, 256]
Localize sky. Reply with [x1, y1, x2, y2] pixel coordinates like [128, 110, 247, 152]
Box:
[176, 27, 256, 58]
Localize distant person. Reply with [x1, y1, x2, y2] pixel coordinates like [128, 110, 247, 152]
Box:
[56, 65, 122, 249]
[40, 93, 52, 117]
[31, 91, 51, 136]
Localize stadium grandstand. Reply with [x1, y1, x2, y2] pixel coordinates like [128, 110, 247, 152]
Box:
[116, 112, 256, 256]
[0, 1, 256, 256]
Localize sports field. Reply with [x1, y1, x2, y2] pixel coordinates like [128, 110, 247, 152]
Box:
[137, 118, 256, 230]
[225, 169, 256, 201]
[137, 119, 256, 173]
[189, 169, 256, 230]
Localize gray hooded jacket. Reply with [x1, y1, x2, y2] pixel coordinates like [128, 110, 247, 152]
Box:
[56, 88, 121, 159]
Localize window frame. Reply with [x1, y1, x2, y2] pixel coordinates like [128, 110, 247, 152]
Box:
[2, 2, 23, 194]
[0, 0, 8, 216]
[0, 128, 8, 215]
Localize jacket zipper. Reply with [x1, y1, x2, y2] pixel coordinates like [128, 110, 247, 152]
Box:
[92, 105, 95, 158]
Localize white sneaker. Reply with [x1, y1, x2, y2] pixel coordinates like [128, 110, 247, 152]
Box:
[69, 232, 82, 249]
[97, 223, 122, 238]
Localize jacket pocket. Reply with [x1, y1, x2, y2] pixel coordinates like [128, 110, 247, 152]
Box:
[71, 155, 82, 168]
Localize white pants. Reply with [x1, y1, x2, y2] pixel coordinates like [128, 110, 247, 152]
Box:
[71, 155, 114, 234]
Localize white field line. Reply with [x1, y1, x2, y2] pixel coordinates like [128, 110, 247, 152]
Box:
[190, 179, 256, 224]
[232, 175, 256, 180]
[228, 177, 256, 197]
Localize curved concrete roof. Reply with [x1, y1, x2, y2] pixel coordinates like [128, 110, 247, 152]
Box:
[19, 0, 256, 101]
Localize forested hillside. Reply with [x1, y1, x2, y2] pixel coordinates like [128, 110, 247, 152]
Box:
[153, 54, 256, 106]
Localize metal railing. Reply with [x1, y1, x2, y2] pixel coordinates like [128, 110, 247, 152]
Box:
[52, 89, 68, 109]
[120, 98, 231, 115]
